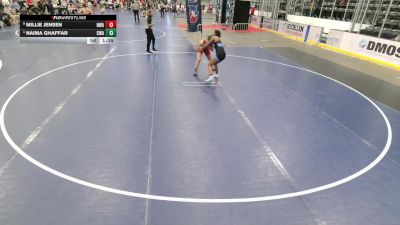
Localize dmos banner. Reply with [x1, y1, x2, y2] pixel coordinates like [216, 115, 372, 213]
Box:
[186, 0, 202, 32]
[339, 32, 400, 65]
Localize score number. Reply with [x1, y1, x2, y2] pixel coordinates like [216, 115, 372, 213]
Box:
[105, 20, 117, 37]
[106, 20, 117, 29]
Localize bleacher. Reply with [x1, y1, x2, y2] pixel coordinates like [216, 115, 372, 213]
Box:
[272, 0, 400, 40]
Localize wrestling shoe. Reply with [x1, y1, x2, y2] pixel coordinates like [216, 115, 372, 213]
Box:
[205, 75, 216, 82]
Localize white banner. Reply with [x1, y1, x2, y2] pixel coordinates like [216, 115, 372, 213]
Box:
[340, 33, 400, 65]
[250, 16, 262, 27]
[307, 25, 323, 43]
[278, 21, 308, 40]
[271, 21, 400, 67]
[326, 29, 345, 48]
[262, 18, 279, 30]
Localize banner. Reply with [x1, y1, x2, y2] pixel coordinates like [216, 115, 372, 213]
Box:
[326, 30, 400, 65]
[262, 18, 279, 30]
[307, 25, 323, 43]
[278, 21, 308, 40]
[186, 0, 202, 32]
[341, 33, 400, 65]
[250, 16, 262, 27]
[215, 0, 220, 23]
[226, 0, 232, 24]
[326, 29, 345, 48]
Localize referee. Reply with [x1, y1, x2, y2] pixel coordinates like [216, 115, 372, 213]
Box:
[145, 10, 157, 53]
[132, 1, 140, 23]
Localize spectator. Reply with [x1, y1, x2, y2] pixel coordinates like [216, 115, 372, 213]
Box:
[159, 1, 165, 17]
[60, 0, 68, 14]
[113, 0, 119, 9]
[3, 3, 19, 25]
[87, 0, 93, 9]
[310, 1, 317, 17]
[11, 0, 19, 11]
[207, 4, 213, 14]
[26, 0, 34, 7]
[99, 0, 105, 14]
[339, 0, 348, 7]
[68, 3, 77, 13]
[131, 1, 139, 22]
[250, 4, 255, 15]
[145, 9, 157, 53]
[46, 0, 55, 14]
[2, 0, 10, 7]
[79, 2, 92, 14]
[37, 0, 46, 13]
[172, 2, 176, 16]
[106, 0, 112, 9]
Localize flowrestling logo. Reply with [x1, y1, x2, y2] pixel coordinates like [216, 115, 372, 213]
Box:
[51, 16, 87, 20]
[359, 40, 400, 59]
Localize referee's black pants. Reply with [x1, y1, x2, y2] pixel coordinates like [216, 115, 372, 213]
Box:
[133, 10, 140, 22]
[146, 28, 156, 51]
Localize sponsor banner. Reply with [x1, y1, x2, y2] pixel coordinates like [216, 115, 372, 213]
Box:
[262, 18, 279, 30]
[278, 21, 308, 40]
[250, 16, 262, 27]
[307, 25, 323, 43]
[326, 29, 345, 48]
[341, 33, 400, 65]
[186, 0, 202, 32]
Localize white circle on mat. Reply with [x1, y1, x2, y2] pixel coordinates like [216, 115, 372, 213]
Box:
[0, 52, 392, 203]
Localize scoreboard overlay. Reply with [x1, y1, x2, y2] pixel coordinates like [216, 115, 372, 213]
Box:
[19, 15, 117, 44]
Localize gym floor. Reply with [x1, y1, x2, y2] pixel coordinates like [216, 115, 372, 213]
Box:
[0, 11, 400, 225]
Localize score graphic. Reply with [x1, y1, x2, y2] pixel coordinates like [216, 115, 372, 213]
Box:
[19, 15, 117, 44]
[105, 20, 117, 37]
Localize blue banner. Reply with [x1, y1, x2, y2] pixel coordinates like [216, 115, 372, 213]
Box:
[226, 0, 231, 24]
[186, 0, 202, 32]
[216, 0, 220, 23]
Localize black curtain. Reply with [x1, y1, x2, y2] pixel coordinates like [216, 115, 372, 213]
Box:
[233, 0, 250, 25]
